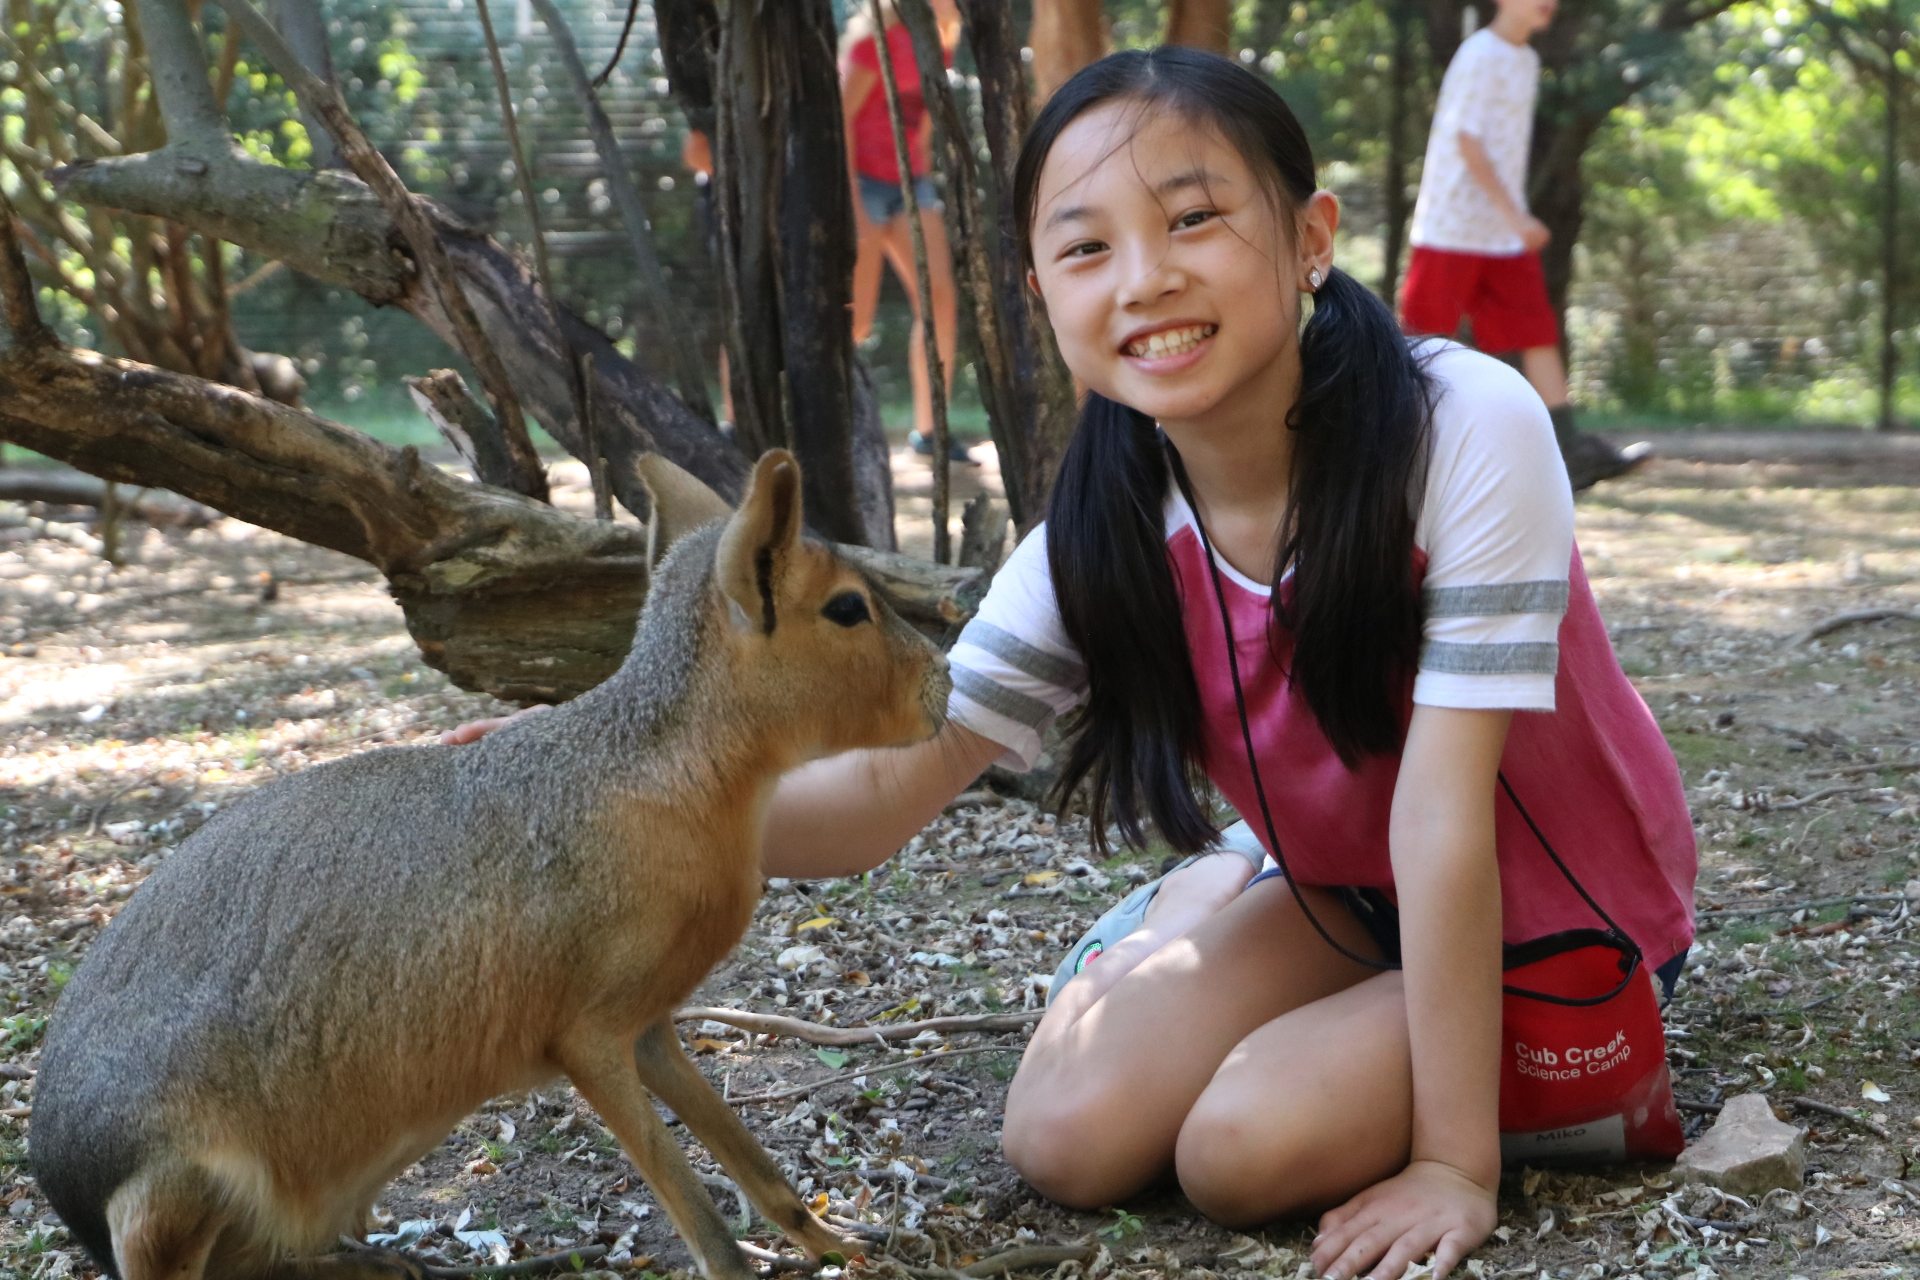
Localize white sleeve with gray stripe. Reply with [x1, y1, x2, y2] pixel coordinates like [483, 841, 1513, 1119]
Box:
[1411, 344, 1576, 712]
[946, 524, 1088, 771]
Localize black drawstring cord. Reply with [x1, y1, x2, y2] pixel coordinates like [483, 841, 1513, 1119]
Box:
[1163, 440, 1642, 1006]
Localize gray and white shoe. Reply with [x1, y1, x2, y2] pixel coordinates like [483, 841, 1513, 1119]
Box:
[1046, 820, 1269, 1002]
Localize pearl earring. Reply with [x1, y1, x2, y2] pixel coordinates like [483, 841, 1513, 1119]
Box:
[1307, 267, 1323, 292]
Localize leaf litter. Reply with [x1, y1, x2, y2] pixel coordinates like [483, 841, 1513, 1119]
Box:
[3, 447, 1920, 1276]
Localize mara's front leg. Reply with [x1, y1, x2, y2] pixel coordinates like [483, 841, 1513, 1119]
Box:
[555, 1034, 758, 1280]
[631, 1022, 859, 1264]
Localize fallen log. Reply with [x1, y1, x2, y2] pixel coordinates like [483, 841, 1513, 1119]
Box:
[0, 468, 219, 528]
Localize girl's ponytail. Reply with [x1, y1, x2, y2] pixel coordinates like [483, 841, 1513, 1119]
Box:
[1279, 266, 1435, 764]
[1047, 393, 1218, 856]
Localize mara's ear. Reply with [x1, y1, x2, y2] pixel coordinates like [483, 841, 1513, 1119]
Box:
[714, 450, 803, 634]
[636, 452, 735, 569]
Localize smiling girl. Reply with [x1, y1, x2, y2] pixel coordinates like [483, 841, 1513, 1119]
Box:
[450, 47, 1696, 1280]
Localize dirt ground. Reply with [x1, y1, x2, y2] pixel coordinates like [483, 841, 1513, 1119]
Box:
[2, 436, 1918, 1280]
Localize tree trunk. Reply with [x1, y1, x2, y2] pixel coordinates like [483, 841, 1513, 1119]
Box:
[902, 0, 1074, 533]
[1380, 0, 1418, 307]
[1028, 0, 1106, 107]
[710, 0, 874, 546]
[1164, 0, 1231, 53]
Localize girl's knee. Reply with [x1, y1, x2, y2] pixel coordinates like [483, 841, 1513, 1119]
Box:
[1002, 1078, 1149, 1210]
[1173, 1094, 1317, 1227]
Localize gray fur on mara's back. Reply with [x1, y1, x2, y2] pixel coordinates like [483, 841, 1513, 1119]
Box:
[31, 452, 950, 1280]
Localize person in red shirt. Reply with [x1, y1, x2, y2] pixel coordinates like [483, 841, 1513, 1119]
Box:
[839, 1, 972, 463]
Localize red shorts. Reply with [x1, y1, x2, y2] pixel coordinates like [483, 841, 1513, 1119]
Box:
[1399, 246, 1559, 354]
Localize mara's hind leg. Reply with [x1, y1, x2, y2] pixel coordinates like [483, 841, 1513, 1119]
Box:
[105, 1161, 226, 1280]
[631, 1022, 857, 1263]
[557, 1035, 758, 1280]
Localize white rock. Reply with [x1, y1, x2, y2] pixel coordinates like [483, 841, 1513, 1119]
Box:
[1676, 1093, 1807, 1195]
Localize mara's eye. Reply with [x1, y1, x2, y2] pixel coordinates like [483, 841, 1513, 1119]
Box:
[822, 591, 872, 628]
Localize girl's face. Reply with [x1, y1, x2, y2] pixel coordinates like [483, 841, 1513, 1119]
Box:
[1027, 102, 1332, 436]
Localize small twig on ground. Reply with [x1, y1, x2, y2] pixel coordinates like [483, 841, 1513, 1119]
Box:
[957, 1243, 1096, 1277]
[1678, 1214, 1761, 1232]
[1698, 892, 1909, 919]
[727, 1045, 1019, 1107]
[86, 773, 160, 837]
[1809, 758, 1920, 779]
[1786, 1095, 1893, 1140]
[734, 1241, 820, 1274]
[819, 1164, 952, 1193]
[1766, 784, 1885, 812]
[678, 1006, 1041, 1046]
[1794, 608, 1920, 645]
[420, 1244, 609, 1278]
[823, 1216, 896, 1244]
[1676, 1097, 1722, 1115]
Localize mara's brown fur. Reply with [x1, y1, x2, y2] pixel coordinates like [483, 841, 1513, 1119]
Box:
[31, 451, 951, 1280]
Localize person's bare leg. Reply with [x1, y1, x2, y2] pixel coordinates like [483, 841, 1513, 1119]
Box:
[1518, 344, 1569, 407]
[875, 218, 934, 440]
[1174, 971, 1413, 1226]
[1520, 343, 1648, 489]
[850, 217, 886, 346]
[1003, 877, 1387, 1209]
[919, 208, 959, 404]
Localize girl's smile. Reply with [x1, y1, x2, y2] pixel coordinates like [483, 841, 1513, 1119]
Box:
[1120, 320, 1219, 372]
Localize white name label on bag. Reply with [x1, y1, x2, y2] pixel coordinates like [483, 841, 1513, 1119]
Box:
[1500, 1114, 1627, 1164]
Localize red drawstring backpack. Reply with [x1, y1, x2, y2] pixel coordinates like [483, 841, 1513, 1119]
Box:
[1173, 451, 1684, 1164]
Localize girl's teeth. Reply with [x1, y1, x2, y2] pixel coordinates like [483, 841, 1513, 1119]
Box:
[1131, 325, 1214, 357]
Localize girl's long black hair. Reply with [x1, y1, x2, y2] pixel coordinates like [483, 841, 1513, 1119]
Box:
[1015, 47, 1437, 855]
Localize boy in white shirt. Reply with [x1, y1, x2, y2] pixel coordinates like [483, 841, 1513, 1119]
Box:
[1400, 0, 1649, 491]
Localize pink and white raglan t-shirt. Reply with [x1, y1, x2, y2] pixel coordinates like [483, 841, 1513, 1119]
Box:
[946, 343, 1697, 968]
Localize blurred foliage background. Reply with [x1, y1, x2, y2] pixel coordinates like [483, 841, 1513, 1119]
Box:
[4, 0, 1916, 445]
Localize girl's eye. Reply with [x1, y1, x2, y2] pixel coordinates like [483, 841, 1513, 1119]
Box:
[1061, 240, 1106, 259]
[1176, 209, 1217, 230]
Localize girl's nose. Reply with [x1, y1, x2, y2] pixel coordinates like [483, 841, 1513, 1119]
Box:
[1115, 245, 1186, 309]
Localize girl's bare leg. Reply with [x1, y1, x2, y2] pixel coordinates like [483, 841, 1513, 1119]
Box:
[1003, 877, 1393, 1209]
[1174, 971, 1413, 1226]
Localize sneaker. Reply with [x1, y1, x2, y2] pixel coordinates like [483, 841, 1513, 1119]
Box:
[1566, 435, 1652, 491]
[1045, 820, 1269, 1003]
[908, 430, 979, 465]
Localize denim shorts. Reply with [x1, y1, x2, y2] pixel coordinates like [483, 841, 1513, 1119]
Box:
[1244, 867, 1689, 1003]
[858, 173, 941, 224]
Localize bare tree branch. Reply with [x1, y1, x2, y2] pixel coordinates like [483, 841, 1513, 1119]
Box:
[209, 0, 550, 501]
[0, 197, 50, 351]
[131, 0, 227, 145]
[527, 0, 714, 424]
[263, 0, 340, 168]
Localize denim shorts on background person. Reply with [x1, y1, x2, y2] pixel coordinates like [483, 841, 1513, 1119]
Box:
[1243, 867, 1690, 1005]
[858, 173, 942, 225]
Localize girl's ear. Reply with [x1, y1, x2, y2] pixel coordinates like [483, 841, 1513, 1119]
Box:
[1298, 190, 1341, 288]
[1025, 267, 1041, 298]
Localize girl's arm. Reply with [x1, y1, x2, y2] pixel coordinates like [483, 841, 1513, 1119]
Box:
[1314, 703, 1509, 1280]
[1395, 703, 1509, 1187]
[760, 720, 1003, 879]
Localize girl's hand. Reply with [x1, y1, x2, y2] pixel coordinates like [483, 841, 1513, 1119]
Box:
[439, 703, 550, 745]
[1310, 1160, 1497, 1280]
